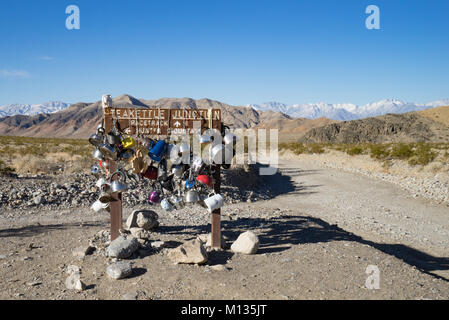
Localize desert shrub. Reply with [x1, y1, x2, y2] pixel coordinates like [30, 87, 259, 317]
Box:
[390, 143, 414, 160]
[346, 146, 364, 156]
[333, 144, 347, 152]
[278, 142, 307, 155]
[307, 144, 325, 154]
[0, 159, 14, 174]
[369, 144, 390, 160]
[407, 143, 437, 166]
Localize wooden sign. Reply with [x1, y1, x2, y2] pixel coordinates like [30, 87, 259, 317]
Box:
[103, 107, 221, 135]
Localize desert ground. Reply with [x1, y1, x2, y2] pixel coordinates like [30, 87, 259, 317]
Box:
[0, 153, 448, 300]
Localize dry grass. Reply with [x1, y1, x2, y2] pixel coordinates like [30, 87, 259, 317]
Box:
[0, 135, 92, 175]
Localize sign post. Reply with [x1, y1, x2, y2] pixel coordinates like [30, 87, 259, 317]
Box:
[103, 107, 223, 249]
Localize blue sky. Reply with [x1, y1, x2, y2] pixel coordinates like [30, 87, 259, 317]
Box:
[0, 0, 448, 106]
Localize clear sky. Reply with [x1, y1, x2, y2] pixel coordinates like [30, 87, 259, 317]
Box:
[0, 0, 448, 106]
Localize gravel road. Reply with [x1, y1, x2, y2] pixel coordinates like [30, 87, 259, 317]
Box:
[0, 157, 448, 300]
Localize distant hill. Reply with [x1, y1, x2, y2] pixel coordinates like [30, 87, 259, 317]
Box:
[418, 105, 449, 126]
[300, 111, 449, 144]
[0, 95, 287, 139]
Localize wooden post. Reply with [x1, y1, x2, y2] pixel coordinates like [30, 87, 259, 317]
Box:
[211, 165, 222, 249]
[109, 160, 122, 241]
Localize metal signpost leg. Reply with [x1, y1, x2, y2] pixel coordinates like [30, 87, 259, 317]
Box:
[211, 164, 221, 249]
[109, 160, 122, 241]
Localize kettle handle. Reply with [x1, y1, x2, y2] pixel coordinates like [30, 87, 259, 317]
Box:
[96, 127, 105, 135]
[110, 170, 126, 182]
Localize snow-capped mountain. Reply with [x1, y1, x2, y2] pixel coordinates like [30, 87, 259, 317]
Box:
[248, 99, 449, 120]
[0, 101, 70, 117]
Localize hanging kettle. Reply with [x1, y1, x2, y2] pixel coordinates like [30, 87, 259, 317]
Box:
[196, 174, 213, 188]
[89, 132, 104, 147]
[107, 132, 121, 146]
[170, 194, 185, 209]
[121, 137, 136, 149]
[92, 148, 104, 161]
[98, 143, 118, 160]
[98, 185, 114, 203]
[149, 191, 161, 204]
[110, 171, 128, 194]
[143, 166, 158, 180]
[149, 140, 167, 162]
[185, 189, 200, 204]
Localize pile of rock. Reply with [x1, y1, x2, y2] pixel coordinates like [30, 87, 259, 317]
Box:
[66, 207, 261, 288]
[165, 231, 260, 265]
[0, 164, 275, 210]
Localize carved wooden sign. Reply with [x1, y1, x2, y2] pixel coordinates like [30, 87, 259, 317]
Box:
[103, 107, 221, 135]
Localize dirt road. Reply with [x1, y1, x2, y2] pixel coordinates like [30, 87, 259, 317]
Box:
[0, 157, 448, 300]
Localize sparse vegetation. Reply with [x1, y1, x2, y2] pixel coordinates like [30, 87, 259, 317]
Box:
[279, 142, 449, 167]
[0, 135, 92, 175]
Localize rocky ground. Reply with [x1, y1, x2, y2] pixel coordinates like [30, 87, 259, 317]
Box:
[0, 164, 272, 211]
[0, 158, 448, 300]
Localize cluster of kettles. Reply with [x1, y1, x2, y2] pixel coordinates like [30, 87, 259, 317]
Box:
[88, 118, 236, 214]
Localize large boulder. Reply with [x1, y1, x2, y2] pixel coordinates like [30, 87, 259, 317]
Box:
[231, 231, 259, 254]
[167, 239, 208, 265]
[106, 261, 133, 280]
[126, 210, 159, 230]
[106, 235, 139, 259]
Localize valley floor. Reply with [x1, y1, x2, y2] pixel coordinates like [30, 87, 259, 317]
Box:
[0, 157, 448, 300]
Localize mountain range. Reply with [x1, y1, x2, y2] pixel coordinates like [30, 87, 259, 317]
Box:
[2, 98, 449, 121]
[248, 99, 449, 121]
[0, 101, 70, 117]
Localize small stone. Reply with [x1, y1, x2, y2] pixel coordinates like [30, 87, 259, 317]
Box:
[66, 265, 81, 275]
[150, 241, 165, 249]
[27, 279, 42, 287]
[210, 264, 228, 271]
[231, 231, 259, 255]
[72, 245, 95, 259]
[121, 291, 139, 300]
[65, 273, 86, 291]
[129, 227, 151, 240]
[106, 261, 133, 280]
[33, 196, 43, 205]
